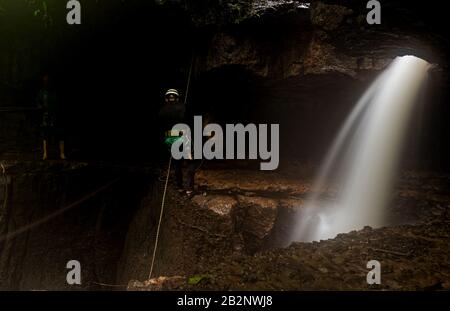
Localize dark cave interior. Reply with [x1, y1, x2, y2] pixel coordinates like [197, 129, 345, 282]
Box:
[0, 0, 448, 168]
[0, 0, 450, 291]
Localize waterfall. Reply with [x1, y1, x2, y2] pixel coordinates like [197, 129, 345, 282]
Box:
[293, 55, 431, 242]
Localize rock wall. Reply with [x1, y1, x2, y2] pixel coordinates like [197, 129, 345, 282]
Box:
[192, 1, 447, 79]
[118, 168, 311, 284]
[0, 161, 151, 290]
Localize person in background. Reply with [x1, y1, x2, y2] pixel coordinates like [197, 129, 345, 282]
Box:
[37, 73, 66, 160]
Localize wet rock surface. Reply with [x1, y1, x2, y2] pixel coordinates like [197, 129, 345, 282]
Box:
[196, 169, 312, 196]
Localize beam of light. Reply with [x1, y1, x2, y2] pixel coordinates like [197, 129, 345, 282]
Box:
[291, 55, 431, 242]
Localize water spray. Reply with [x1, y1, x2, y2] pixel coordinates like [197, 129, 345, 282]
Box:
[293, 55, 431, 242]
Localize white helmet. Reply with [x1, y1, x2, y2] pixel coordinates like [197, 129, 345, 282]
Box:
[165, 89, 180, 98]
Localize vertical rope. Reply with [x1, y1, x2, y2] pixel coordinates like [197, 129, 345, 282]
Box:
[148, 156, 172, 280]
[148, 49, 195, 280]
[183, 51, 195, 106]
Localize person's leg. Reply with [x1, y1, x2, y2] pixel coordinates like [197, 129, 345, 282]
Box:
[173, 159, 183, 190]
[42, 139, 48, 160]
[185, 160, 198, 193]
[42, 125, 49, 160]
[59, 141, 66, 160]
[55, 117, 66, 160]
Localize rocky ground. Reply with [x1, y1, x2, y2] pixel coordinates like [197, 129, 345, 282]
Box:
[0, 159, 449, 290]
[129, 222, 450, 291]
[127, 167, 450, 291]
